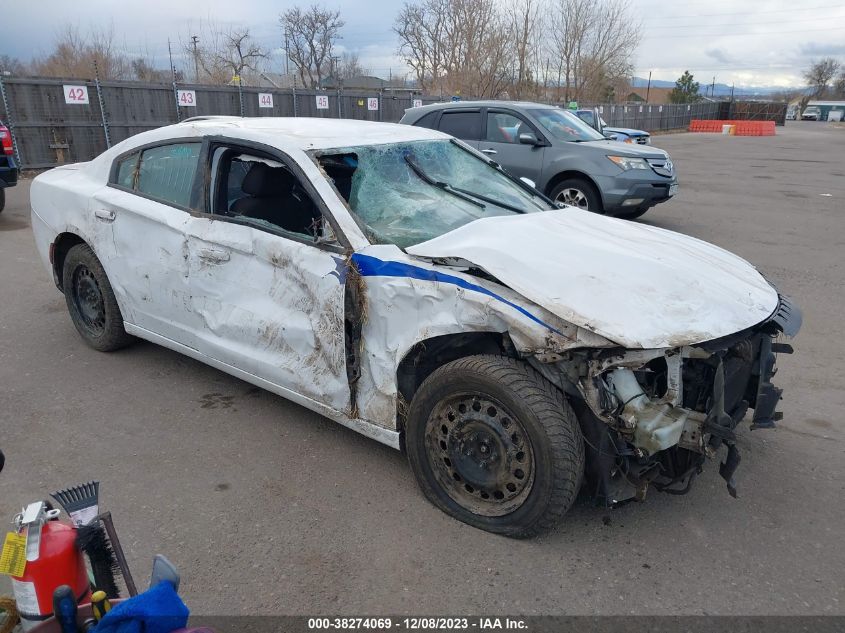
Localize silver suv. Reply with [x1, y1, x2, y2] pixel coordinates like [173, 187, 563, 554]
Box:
[401, 101, 678, 220]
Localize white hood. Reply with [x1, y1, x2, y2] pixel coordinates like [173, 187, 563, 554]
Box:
[406, 209, 779, 349]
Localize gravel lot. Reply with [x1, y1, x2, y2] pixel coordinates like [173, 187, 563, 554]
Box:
[1, 121, 843, 616]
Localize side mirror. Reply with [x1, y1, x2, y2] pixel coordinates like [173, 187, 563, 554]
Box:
[519, 176, 536, 189]
[519, 132, 541, 146]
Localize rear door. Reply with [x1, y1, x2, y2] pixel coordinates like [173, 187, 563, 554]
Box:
[436, 109, 482, 149]
[478, 109, 546, 182]
[95, 140, 203, 345]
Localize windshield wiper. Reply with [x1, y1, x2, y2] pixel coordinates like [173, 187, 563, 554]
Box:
[447, 185, 527, 214]
[404, 155, 484, 208]
[405, 155, 527, 214]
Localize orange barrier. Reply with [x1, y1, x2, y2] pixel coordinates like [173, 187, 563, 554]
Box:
[689, 119, 776, 136]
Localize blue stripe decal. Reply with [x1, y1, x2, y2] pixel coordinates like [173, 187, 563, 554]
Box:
[351, 253, 561, 334]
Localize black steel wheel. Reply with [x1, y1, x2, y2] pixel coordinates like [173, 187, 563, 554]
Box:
[426, 393, 535, 517]
[71, 264, 107, 336]
[62, 243, 134, 351]
[406, 355, 585, 537]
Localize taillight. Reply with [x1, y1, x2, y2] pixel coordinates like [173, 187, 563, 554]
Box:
[0, 126, 13, 155]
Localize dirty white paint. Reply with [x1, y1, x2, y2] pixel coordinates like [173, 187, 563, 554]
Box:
[30, 117, 784, 455]
[408, 208, 780, 349]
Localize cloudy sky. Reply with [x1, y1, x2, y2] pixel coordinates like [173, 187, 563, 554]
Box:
[4, 0, 845, 88]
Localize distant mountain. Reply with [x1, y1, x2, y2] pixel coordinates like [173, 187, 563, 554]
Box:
[630, 76, 804, 97]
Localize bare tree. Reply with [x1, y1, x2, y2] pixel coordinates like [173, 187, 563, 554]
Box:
[130, 57, 175, 82]
[0, 55, 27, 75]
[509, 0, 541, 99]
[338, 51, 367, 79]
[215, 29, 267, 84]
[395, 0, 449, 93]
[804, 57, 840, 97]
[835, 70, 845, 98]
[182, 23, 266, 85]
[395, 0, 512, 98]
[281, 5, 344, 89]
[32, 23, 129, 80]
[548, 0, 639, 102]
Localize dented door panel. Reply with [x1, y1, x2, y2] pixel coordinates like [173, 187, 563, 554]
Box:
[183, 216, 351, 413]
[95, 185, 194, 345]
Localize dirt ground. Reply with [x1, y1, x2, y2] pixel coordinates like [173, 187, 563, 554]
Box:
[1, 121, 843, 615]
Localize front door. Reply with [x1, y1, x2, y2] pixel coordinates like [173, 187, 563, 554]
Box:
[478, 110, 546, 183]
[183, 143, 351, 413]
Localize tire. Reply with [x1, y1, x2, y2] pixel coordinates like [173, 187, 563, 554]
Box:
[614, 207, 649, 220]
[549, 178, 602, 213]
[0, 187, 5, 213]
[62, 243, 134, 352]
[405, 355, 584, 538]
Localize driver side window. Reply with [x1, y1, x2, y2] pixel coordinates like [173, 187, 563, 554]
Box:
[209, 147, 334, 243]
[485, 112, 527, 144]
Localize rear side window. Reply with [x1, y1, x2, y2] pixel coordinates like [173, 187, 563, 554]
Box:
[136, 143, 201, 208]
[438, 111, 481, 140]
[115, 152, 139, 188]
[413, 111, 439, 129]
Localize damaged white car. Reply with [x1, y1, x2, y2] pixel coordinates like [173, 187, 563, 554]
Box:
[31, 117, 801, 537]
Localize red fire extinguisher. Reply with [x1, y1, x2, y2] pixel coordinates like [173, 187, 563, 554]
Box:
[10, 502, 90, 631]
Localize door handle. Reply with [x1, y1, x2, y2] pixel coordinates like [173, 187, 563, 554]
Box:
[481, 148, 497, 155]
[94, 209, 116, 223]
[197, 247, 230, 263]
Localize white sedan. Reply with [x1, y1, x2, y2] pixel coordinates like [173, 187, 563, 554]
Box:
[30, 117, 800, 536]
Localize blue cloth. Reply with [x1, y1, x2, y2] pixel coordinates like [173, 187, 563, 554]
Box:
[94, 581, 189, 633]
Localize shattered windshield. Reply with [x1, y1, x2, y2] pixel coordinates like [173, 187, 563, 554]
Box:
[532, 108, 606, 142]
[315, 139, 552, 249]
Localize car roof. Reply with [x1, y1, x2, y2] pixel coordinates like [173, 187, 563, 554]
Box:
[407, 100, 554, 113]
[117, 117, 448, 153]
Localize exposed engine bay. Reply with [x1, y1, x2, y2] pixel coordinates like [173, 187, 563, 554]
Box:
[539, 295, 802, 505]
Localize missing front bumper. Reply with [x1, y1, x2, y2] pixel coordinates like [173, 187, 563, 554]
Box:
[578, 294, 802, 505]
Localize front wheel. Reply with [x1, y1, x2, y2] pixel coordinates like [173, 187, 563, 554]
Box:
[406, 355, 584, 537]
[62, 243, 134, 351]
[549, 178, 602, 213]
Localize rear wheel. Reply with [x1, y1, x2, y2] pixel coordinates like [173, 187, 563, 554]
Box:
[0, 187, 5, 213]
[62, 244, 134, 351]
[406, 355, 584, 537]
[549, 178, 601, 213]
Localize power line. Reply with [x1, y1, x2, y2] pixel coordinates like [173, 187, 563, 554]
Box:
[640, 25, 845, 39]
[647, 14, 845, 31]
[646, 2, 845, 20]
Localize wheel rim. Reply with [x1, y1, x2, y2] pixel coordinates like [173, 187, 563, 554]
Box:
[425, 393, 535, 517]
[555, 188, 589, 210]
[72, 265, 106, 336]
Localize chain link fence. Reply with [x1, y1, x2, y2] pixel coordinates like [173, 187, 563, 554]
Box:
[0, 74, 786, 169]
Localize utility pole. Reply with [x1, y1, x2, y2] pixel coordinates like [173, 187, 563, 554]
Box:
[167, 38, 176, 78]
[711, 76, 716, 98]
[191, 35, 200, 83]
[646, 70, 652, 103]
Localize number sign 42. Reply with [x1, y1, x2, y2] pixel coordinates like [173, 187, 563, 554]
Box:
[63, 85, 90, 105]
